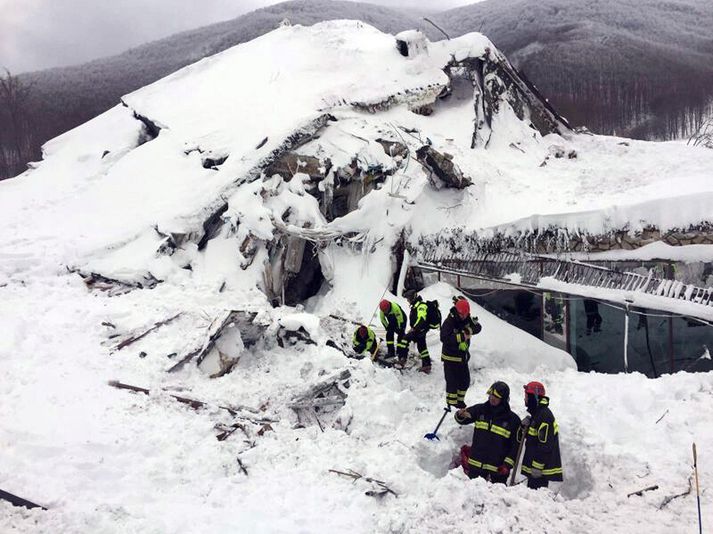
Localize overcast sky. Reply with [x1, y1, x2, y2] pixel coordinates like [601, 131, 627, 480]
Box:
[0, 0, 477, 74]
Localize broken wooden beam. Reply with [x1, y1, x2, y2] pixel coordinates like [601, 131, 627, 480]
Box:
[107, 380, 277, 424]
[114, 313, 181, 351]
[291, 369, 351, 403]
[328, 469, 398, 498]
[215, 422, 249, 442]
[627, 484, 659, 498]
[0, 488, 47, 510]
[659, 477, 693, 509]
[289, 397, 348, 410]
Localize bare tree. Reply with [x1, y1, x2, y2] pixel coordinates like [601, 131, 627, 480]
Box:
[687, 116, 713, 149]
[0, 68, 34, 179]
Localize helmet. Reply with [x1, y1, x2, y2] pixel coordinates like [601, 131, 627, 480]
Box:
[524, 381, 546, 397]
[487, 381, 510, 402]
[379, 299, 390, 312]
[357, 325, 369, 338]
[455, 298, 470, 316]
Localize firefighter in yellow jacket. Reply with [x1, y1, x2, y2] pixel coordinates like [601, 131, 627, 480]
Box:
[520, 381, 563, 489]
[379, 299, 408, 361]
[352, 325, 378, 359]
[455, 381, 521, 483]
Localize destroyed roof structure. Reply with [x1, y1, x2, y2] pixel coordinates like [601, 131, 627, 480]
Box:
[2, 19, 713, 533]
[2, 21, 712, 378]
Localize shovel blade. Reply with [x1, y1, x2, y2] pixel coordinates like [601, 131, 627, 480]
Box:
[424, 432, 440, 441]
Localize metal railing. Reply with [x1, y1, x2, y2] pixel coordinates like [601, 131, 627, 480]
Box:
[417, 250, 713, 309]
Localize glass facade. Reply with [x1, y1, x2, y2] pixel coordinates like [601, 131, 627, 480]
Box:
[671, 316, 713, 373]
[418, 268, 713, 376]
[625, 309, 671, 378]
[467, 288, 542, 340]
[568, 297, 625, 373]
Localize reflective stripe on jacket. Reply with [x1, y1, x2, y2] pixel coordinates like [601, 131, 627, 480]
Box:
[520, 397, 563, 481]
[440, 306, 480, 363]
[352, 327, 376, 355]
[380, 302, 406, 332]
[455, 401, 521, 477]
[409, 297, 429, 332]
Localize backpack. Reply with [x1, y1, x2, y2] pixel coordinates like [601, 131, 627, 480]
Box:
[426, 300, 441, 329]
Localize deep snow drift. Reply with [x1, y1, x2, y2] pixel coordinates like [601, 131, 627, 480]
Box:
[1, 20, 711, 533]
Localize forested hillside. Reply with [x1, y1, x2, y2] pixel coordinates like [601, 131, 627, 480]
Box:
[434, 0, 713, 139]
[0, 0, 437, 179]
[2, 0, 712, 180]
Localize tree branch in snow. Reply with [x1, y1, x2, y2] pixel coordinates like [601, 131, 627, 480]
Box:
[422, 17, 450, 40]
[69, 268, 162, 296]
[236, 457, 249, 476]
[626, 484, 659, 498]
[687, 117, 713, 149]
[113, 313, 181, 351]
[215, 422, 249, 442]
[328, 469, 398, 498]
[659, 476, 693, 509]
[655, 409, 669, 424]
[107, 381, 276, 424]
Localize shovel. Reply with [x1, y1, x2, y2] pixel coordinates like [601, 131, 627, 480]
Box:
[424, 407, 451, 440]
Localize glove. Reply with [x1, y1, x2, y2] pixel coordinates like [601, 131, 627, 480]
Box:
[497, 464, 510, 476]
[521, 416, 532, 427]
[530, 468, 542, 479]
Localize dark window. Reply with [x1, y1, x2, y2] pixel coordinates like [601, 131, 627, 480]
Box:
[626, 309, 670, 378]
[466, 289, 542, 339]
[671, 316, 713, 373]
[568, 298, 625, 373]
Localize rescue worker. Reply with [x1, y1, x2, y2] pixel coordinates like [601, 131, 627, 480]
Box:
[440, 297, 481, 408]
[454, 381, 521, 483]
[403, 290, 432, 372]
[352, 325, 378, 359]
[520, 381, 563, 489]
[379, 299, 408, 361]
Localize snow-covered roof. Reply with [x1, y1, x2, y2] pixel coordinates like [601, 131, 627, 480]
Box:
[2, 20, 713, 534]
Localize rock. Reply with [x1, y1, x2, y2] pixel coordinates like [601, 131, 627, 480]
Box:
[415, 145, 472, 189]
[376, 138, 408, 159]
[264, 153, 330, 182]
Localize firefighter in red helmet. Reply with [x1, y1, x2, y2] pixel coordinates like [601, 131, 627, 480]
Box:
[455, 381, 521, 483]
[379, 299, 408, 361]
[352, 325, 378, 359]
[520, 381, 563, 489]
[440, 296, 481, 408]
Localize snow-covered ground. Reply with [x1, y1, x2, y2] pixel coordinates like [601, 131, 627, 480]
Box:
[1, 276, 710, 533]
[1, 20, 712, 533]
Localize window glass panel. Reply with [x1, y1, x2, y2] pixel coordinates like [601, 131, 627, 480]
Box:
[671, 316, 713, 373]
[626, 309, 671, 377]
[543, 293, 567, 352]
[569, 298, 625, 373]
[467, 289, 542, 339]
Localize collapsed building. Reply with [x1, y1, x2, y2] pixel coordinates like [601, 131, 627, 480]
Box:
[15, 21, 711, 378]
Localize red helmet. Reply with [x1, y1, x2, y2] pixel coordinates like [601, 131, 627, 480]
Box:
[379, 299, 390, 312]
[455, 298, 470, 316]
[524, 381, 546, 397]
[357, 325, 369, 338]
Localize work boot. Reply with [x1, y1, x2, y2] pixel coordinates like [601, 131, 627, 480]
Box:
[456, 401, 467, 409]
[419, 364, 431, 374]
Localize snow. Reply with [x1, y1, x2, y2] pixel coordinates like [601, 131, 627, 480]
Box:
[1, 20, 712, 534]
[551, 241, 713, 264]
